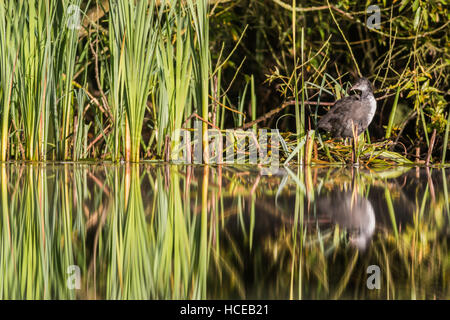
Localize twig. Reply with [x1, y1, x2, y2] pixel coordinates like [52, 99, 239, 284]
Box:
[10, 119, 25, 160]
[182, 112, 221, 130]
[273, 0, 450, 40]
[208, 94, 246, 118]
[86, 123, 112, 153]
[271, 0, 329, 12]
[89, 34, 113, 120]
[392, 110, 417, 147]
[79, 0, 109, 39]
[326, 0, 361, 76]
[425, 128, 436, 166]
[240, 100, 334, 130]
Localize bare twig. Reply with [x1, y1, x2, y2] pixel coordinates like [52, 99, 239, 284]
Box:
[425, 129, 437, 166]
[86, 123, 112, 153]
[89, 34, 113, 120]
[240, 100, 334, 130]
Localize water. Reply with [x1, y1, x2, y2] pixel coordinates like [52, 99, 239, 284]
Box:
[0, 164, 448, 299]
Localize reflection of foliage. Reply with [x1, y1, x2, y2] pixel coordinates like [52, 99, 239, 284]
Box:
[0, 165, 448, 299]
[211, 166, 449, 299]
[0, 166, 81, 299]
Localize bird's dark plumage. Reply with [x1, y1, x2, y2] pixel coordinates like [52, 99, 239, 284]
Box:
[318, 77, 376, 138]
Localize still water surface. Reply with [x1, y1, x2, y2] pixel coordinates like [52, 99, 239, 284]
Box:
[0, 164, 448, 299]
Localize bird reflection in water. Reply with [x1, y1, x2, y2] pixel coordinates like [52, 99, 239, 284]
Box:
[272, 167, 378, 251]
[316, 190, 376, 250]
[300, 166, 378, 251]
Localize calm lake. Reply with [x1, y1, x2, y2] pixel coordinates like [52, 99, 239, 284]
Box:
[0, 164, 448, 299]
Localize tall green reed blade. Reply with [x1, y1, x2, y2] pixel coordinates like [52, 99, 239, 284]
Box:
[153, 166, 196, 298]
[108, 3, 126, 162]
[385, 85, 401, 139]
[16, 1, 55, 161]
[169, 167, 191, 298]
[122, 165, 151, 298]
[59, 166, 77, 299]
[187, 0, 210, 163]
[292, 3, 305, 163]
[0, 165, 11, 298]
[251, 75, 256, 133]
[236, 81, 249, 127]
[289, 166, 305, 299]
[292, 1, 300, 162]
[109, 0, 160, 162]
[0, 3, 20, 161]
[103, 165, 148, 299]
[442, 109, 450, 164]
[73, 89, 89, 161]
[442, 169, 449, 221]
[384, 186, 399, 240]
[55, 0, 82, 160]
[156, 1, 193, 159]
[198, 166, 210, 297]
[103, 165, 125, 299]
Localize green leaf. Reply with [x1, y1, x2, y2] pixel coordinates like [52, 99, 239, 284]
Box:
[399, 0, 410, 12]
[407, 90, 418, 98]
[414, 7, 422, 30]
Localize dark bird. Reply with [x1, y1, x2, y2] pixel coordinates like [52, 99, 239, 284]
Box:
[318, 77, 376, 138]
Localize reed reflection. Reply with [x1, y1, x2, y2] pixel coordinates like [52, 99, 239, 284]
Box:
[0, 164, 447, 299]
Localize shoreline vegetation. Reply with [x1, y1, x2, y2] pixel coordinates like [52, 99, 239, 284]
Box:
[0, 0, 448, 165]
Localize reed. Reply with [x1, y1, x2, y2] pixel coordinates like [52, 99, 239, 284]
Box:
[107, 1, 125, 162]
[109, 0, 159, 162]
[0, 3, 19, 161]
[251, 75, 256, 133]
[442, 109, 450, 164]
[0, 1, 85, 161]
[57, 0, 83, 160]
[187, 0, 211, 163]
[385, 85, 401, 140]
[156, 1, 193, 158]
[291, 1, 303, 163]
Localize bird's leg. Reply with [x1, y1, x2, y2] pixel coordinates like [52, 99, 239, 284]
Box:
[350, 138, 354, 163]
[343, 138, 349, 146]
[351, 121, 359, 166]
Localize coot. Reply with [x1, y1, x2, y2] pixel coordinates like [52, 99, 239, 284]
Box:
[318, 77, 376, 138]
